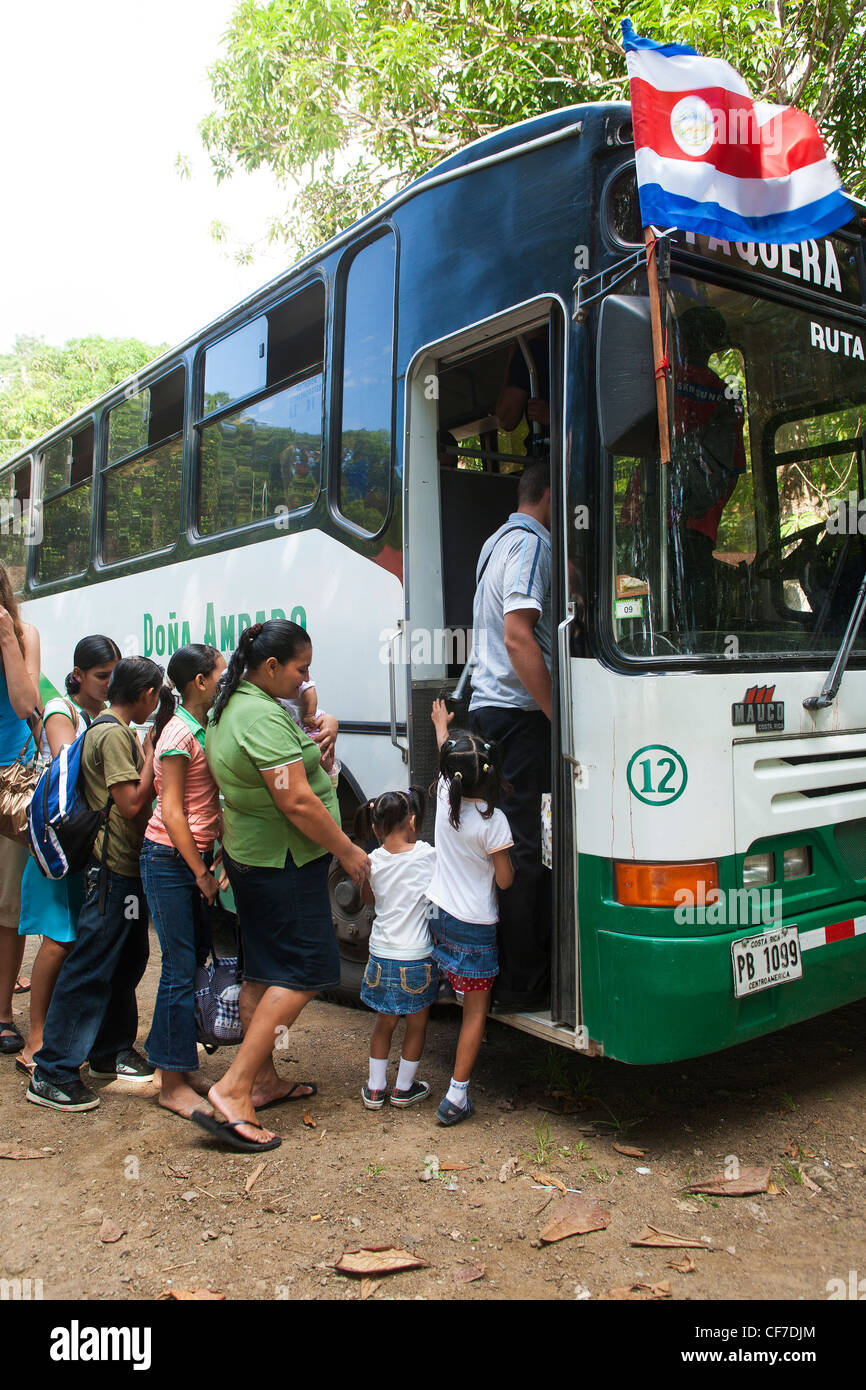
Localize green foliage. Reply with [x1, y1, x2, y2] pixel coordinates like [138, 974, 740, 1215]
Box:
[0, 335, 167, 464]
[200, 0, 866, 254]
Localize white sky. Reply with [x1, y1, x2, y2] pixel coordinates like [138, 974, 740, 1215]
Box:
[0, 0, 290, 355]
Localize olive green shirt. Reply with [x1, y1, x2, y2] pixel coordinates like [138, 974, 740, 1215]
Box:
[205, 680, 340, 869]
[81, 714, 150, 877]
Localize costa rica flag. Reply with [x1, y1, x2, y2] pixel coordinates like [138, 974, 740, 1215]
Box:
[622, 19, 852, 244]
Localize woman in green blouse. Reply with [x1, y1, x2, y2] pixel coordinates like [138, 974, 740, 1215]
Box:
[199, 620, 369, 1151]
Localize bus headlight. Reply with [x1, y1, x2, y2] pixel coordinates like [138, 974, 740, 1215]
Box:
[743, 852, 774, 886]
[783, 845, 812, 880]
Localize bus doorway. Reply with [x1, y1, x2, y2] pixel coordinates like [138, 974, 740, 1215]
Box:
[403, 300, 579, 1043]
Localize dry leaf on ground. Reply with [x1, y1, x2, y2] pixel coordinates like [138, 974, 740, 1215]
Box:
[303, 1111, 316, 1128]
[453, 1263, 486, 1284]
[667, 1253, 697, 1274]
[98, 1218, 125, 1244]
[499, 1157, 521, 1182]
[530, 1172, 568, 1193]
[539, 1194, 611, 1243]
[632, 1225, 705, 1248]
[439, 1162, 472, 1172]
[607, 1280, 672, 1300]
[158, 1289, 226, 1300]
[686, 1167, 771, 1196]
[334, 1246, 430, 1277]
[613, 1143, 647, 1158]
[244, 1162, 267, 1195]
[360, 1279, 381, 1300]
[801, 1173, 821, 1194]
[767, 1179, 785, 1195]
[0, 1144, 54, 1160]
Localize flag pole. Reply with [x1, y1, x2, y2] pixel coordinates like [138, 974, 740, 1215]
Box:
[644, 225, 671, 465]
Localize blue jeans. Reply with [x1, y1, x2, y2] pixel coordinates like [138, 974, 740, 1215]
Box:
[141, 839, 213, 1072]
[34, 861, 149, 1088]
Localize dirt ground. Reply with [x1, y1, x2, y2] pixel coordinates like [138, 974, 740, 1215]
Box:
[2, 929, 865, 1304]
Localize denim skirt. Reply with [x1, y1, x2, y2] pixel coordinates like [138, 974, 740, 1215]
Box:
[429, 905, 499, 980]
[360, 952, 438, 1015]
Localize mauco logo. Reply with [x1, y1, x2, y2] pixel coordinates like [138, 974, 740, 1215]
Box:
[732, 685, 784, 732]
[50, 1320, 151, 1370]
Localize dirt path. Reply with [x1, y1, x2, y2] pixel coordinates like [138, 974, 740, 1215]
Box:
[2, 931, 865, 1302]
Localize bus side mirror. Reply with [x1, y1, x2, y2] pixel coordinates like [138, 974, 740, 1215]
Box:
[596, 295, 659, 456]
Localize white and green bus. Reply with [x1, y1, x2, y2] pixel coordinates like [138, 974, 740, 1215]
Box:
[3, 101, 866, 1061]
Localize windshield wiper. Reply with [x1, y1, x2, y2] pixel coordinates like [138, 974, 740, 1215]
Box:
[803, 567, 866, 709]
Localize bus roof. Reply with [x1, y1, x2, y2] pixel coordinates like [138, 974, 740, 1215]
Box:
[2, 101, 627, 468]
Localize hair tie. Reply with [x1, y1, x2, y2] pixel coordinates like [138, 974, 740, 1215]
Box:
[483, 742, 491, 752]
[482, 763, 490, 773]
[453, 771, 462, 782]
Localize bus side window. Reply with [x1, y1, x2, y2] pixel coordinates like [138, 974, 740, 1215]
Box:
[336, 233, 396, 536]
[36, 426, 94, 585]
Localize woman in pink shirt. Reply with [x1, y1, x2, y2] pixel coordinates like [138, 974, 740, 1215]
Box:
[140, 644, 227, 1119]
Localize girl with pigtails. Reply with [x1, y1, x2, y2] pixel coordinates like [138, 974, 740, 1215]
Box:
[426, 699, 514, 1125]
[354, 787, 437, 1109]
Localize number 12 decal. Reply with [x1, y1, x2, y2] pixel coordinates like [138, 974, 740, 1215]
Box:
[626, 745, 688, 806]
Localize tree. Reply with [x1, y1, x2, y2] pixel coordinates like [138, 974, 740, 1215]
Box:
[0, 335, 168, 464]
[199, 0, 866, 256]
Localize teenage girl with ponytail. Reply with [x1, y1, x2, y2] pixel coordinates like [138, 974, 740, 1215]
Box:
[354, 788, 437, 1109]
[199, 620, 369, 1151]
[17, 636, 121, 1073]
[140, 644, 227, 1119]
[28, 657, 166, 1113]
[426, 699, 514, 1126]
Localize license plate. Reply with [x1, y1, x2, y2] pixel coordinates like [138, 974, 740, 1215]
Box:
[731, 926, 803, 998]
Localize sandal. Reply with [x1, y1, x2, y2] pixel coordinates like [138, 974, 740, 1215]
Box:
[256, 1082, 317, 1111]
[15, 1057, 35, 1076]
[13, 976, 31, 995]
[190, 1109, 282, 1152]
[0, 1020, 25, 1055]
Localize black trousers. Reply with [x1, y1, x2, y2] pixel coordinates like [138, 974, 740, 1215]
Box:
[470, 706, 552, 1009]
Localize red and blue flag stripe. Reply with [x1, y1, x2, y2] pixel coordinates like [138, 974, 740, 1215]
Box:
[622, 20, 852, 244]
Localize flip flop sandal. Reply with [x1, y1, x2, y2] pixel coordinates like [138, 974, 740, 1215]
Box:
[15, 1058, 35, 1077]
[256, 1082, 317, 1111]
[0, 1020, 25, 1055]
[13, 977, 31, 995]
[191, 1109, 282, 1152]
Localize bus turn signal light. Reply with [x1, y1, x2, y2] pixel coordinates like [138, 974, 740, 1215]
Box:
[614, 861, 720, 908]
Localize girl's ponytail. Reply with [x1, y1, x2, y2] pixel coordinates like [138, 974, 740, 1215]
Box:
[437, 731, 507, 828]
[354, 785, 427, 840]
[354, 799, 377, 841]
[211, 630, 254, 724]
[151, 685, 177, 744]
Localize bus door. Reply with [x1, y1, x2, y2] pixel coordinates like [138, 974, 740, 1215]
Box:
[403, 300, 579, 1041]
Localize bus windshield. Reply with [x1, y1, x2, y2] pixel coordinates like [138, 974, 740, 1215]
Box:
[611, 279, 866, 661]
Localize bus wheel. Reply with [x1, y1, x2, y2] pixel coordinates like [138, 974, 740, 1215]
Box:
[323, 853, 373, 1008]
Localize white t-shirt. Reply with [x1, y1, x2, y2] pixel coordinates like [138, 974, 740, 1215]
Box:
[426, 778, 513, 925]
[368, 840, 437, 961]
[39, 696, 85, 760]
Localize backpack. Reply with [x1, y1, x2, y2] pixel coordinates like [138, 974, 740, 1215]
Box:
[193, 955, 243, 1053]
[26, 713, 138, 880]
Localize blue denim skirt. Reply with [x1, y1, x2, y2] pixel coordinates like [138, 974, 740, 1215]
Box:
[360, 952, 438, 1015]
[429, 905, 499, 980]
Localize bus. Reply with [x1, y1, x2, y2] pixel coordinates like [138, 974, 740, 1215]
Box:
[3, 101, 866, 1063]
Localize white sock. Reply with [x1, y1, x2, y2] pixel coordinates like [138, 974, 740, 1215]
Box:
[368, 1057, 388, 1091]
[446, 1076, 469, 1108]
[395, 1056, 419, 1092]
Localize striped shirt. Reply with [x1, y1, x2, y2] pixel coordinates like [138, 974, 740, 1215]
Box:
[469, 512, 552, 712]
